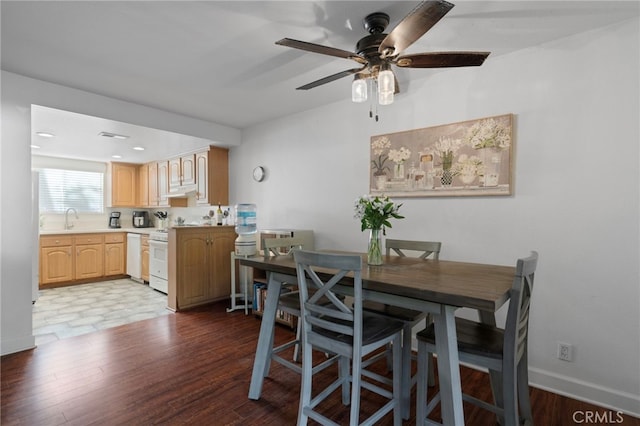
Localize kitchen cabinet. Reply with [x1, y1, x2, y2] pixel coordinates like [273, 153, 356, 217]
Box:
[148, 161, 159, 206]
[74, 234, 105, 280]
[40, 236, 74, 285]
[141, 235, 149, 282]
[109, 162, 138, 207]
[157, 160, 169, 207]
[169, 154, 196, 193]
[168, 226, 236, 311]
[137, 163, 150, 207]
[39, 232, 129, 288]
[195, 147, 229, 206]
[105, 233, 126, 276]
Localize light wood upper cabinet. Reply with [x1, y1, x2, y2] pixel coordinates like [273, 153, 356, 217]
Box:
[157, 160, 169, 207]
[169, 154, 196, 193]
[108, 148, 227, 209]
[195, 147, 229, 206]
[137, 164, 150, 208]
[109, 162, 138, 207]
[148, 161, 159, 207]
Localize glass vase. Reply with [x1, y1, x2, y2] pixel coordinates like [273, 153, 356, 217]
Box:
[367, 228, 383, 266]
[394, 162, 405, 180]
[479, 147, 502, 187]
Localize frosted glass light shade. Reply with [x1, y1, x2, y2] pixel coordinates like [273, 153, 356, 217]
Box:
[377, 68, 394, 105]
[378, 90, 394, 105]
[352, 77, 368, 103]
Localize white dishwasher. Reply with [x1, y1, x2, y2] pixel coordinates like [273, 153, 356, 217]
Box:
[126, 233, 142, 283]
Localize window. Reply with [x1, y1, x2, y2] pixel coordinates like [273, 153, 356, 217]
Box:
[39, 168, 104, 213]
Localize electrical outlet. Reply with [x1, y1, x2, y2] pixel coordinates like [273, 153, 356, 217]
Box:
[557, 342, 573, 362]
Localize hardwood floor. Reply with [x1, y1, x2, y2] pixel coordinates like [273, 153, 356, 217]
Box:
[2, 301, 638, 425]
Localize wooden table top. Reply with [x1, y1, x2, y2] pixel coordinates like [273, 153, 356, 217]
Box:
[240, 252, 515, 312]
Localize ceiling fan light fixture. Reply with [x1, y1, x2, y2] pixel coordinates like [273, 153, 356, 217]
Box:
[378, 90, 394, 106]
[377, 64, 395, 105]
[352, 75, 368, 103]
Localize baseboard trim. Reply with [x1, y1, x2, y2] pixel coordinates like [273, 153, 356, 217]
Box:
[528, 367, 640, 418]
[1, 335, 35, 356]
[425, 351, 640, 418]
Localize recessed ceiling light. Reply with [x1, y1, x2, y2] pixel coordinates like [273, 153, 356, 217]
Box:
[31, 145, 41, 149]
[133, 146, 145, 151]
[99, 131, 129, 139]
[111, 154, 123, 159]
[36, 132, 55, 138]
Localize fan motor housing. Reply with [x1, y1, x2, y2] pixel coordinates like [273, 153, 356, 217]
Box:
[356, 33, 387, 66]
[363, 12, 390, 34]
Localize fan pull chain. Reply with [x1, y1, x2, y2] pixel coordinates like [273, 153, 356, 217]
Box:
[371, 78, 379, 121]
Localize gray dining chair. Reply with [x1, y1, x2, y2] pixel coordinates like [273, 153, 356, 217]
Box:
[260, 237, 306, 369]
[294, 250, 404, 426]
[362, 239, 441, 417]
[415, 251, 539, 426]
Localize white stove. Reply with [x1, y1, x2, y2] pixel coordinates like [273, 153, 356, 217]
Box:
[149, 230, 168, 242]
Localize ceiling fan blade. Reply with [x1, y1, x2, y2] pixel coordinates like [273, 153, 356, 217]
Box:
[296, 67, 366, 90]
[276, 38, 366, 64]
[379, 0, 454, 58]
[395, 51, 490, 68]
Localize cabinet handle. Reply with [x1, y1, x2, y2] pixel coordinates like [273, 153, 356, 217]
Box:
[55, 240, 60, 244]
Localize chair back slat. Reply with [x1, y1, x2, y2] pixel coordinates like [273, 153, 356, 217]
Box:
[504, 251, 538, 361]
[294, 250, 362, 347]
[262, 236, 305, 257]
[385, 239, 441, 260]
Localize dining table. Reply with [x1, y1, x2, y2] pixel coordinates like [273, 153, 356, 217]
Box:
[240, 251, 515, 425]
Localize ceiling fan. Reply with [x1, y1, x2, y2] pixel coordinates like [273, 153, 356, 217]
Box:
[275, 0, 489, 110]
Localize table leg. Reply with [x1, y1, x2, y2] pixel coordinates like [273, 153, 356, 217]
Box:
[434, 304, 464, 425]
[479, 310, 504, 418]
[400, 323, 412, 419]
[248, 273, 282, 400]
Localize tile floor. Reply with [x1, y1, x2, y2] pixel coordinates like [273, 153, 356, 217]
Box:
[33, 279, 171, 346]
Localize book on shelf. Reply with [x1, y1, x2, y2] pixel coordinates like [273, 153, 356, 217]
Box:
[252, 280, 297, 328]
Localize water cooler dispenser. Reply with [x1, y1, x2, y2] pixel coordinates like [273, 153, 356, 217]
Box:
[234, 203, 257, 256]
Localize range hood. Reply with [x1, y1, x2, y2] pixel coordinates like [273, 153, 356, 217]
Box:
[166, 187, 197, 198]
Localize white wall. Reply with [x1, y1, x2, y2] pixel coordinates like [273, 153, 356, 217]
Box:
[0, 72, 240, 355]
[230, 19, 640, 414]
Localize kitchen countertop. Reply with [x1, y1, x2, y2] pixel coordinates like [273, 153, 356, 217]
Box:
[39, 227, 157, 236]
[39, 225, 236, 236]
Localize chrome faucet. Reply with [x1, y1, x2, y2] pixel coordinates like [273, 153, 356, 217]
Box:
[64, 208, 79, 230]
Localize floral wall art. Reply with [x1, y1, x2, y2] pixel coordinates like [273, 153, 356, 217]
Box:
[370, 114, 514, 197]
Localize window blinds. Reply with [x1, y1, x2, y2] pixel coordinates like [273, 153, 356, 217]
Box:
[39, 168, 104, 213]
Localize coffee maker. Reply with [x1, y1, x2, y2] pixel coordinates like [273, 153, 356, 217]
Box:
[108, 212, 121, 228]
[132, 211, 150, 228]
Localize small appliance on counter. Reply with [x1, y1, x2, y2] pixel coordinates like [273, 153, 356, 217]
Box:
[108, 212, 121, 228]
[132, 211, 151, 228]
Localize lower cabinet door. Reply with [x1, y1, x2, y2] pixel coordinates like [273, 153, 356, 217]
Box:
[105, 243, 125, 276]
[76, 244, 104, 280]
[41, 246, 74, 285]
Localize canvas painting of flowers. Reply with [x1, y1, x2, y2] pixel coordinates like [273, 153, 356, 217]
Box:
[369, 114, 513, 197]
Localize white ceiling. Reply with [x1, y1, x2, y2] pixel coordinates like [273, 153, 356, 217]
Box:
[2, 1, 638, 162]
